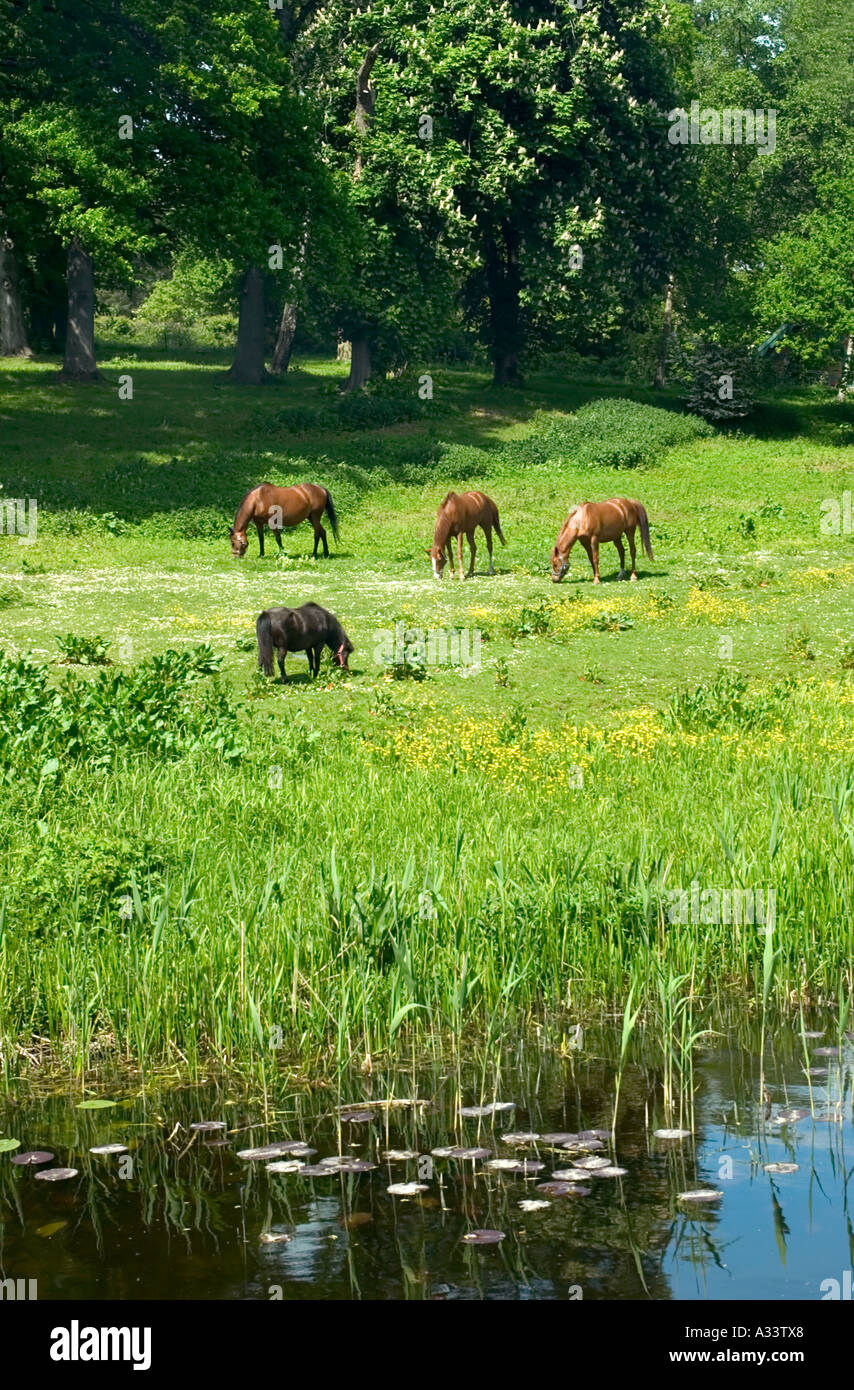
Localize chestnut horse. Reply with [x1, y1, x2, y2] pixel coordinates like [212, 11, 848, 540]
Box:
[551, 498, 653, 584]
[428, 491, 506, 579]
[229, 483, 339, 558]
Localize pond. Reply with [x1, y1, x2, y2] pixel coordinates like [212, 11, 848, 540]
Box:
[1, 1030, 851, 1301]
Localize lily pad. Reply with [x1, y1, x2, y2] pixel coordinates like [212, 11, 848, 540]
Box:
[387, 1182, 428, 1196]
[447, 1146, 491, 1160]
[654, 1129, 692, 1140]
[265, 1161, 305, 1174]
[461, 1228, 506, 1245]
[382, 1149, 419, 1161]
[237, 1144, 315, 1161]
[678, 1189, 722, 1203]
[76, 1099, 116, 1111]
[764, 1162, 799, 1174]
[0, 1139, 21, 1154]
[11, 1151, 54, 1166]
[35, 1168, 78, 1182]
[519, 1199, 551, 1212]
[536, 1181, 591, 1197]
[36, 1221, 67, 1237]
[500, 1132, 541, 1145]
[190, 1121, 227, 1132]
[89, 1144, 128, 1156]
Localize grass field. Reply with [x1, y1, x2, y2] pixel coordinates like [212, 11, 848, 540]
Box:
[1, 349, 854, 1078]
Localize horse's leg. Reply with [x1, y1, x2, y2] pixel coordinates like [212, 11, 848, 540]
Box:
[484, 524, 495, 575]
[311, 645, 321, 677]
[312, 511, 329, 558]
[256, 520, 265, 558]
[615, 536, 626, 580]
[580, 536, 599, 583]
[627, 526, 638, 581]
[467, 530, 476, 577]
[457, 532, 465, 580]
[273, 528, 283, 552]
[277, 648, 287, 683]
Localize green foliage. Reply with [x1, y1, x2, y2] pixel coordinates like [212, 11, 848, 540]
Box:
[501, 600, 552, 641]
[509, 398, 714, 469]
[684, 344, 758, 422]
[55, 633, 112, 666]
[666, 670, 797, 732]
[0, 644, 241, 777]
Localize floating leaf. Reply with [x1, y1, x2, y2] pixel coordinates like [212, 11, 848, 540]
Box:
[0, 1139, 21, 1154]
[36, 1221, 67, 1238]
[76, 1100, 116, 1111]
[536, 1181, 591, 1197]
[11, 1150, 53, 1166]
[387, 1182, 428, 1196]
[653, 1129, 692, 1140]
[764, 1162, 799, 1174]
[678, 1189, 722, 1203]
[382, 1149, 419, 1161]
[35, 1168, 78, 1182]
[461, 1228, 506, 1245]
[89, 1144, 128, 1156]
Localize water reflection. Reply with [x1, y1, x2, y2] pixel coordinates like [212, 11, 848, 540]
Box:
[0, 1029, 851, 1301]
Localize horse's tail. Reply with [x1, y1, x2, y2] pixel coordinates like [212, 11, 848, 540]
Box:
[635, 502, 654, 560]
[256, 611, 274, 676]
[492, 502, 507, 546]
[323, 489, 340, 543]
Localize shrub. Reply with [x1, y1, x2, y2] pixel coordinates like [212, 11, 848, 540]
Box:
[683, 344, 758, 422]
[507, 398, 714, 470]
[0, 644, 242, 778]
[666, 670, 797, 732]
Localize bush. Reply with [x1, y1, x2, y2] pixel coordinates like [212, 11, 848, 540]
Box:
[507, 398, 714, 469]
[0, 644, 242, 778]
[683, 344, 758, 423]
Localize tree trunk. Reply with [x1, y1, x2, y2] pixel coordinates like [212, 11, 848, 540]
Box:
[654, 275, 674, 389]
[354, 45, 379, 181]
[225, 266, 271, 384]
[0, 233, 32, 357]
[60, 237, 100, 382]
[485, 223, 523, 387]
[836, 333, 853, 402]
[341, 336, 371, 391]
[271, 301, 298, 375]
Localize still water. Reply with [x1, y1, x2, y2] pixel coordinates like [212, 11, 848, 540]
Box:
[1, 1033, 852, 1301]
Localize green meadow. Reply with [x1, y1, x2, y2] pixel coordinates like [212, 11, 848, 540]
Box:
[1, 351, 854, 1077]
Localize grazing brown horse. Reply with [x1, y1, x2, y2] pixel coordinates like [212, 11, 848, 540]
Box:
[428, 491, 506, 579]
[550, 498, 654, 584]
[256, 603, 353, 682]
[229, 483, 339, 559]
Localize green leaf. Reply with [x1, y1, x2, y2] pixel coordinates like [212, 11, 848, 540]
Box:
[75, 1099, 116, 1110]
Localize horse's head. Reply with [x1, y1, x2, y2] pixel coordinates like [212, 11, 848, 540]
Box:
[229, 526, 249, 558]
[428, 544, 447, 578]
[335, 637, 354, 670]
[551, 543, 570, 583]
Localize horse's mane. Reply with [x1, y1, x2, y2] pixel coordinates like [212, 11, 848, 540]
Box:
[439, 491, 457, 509]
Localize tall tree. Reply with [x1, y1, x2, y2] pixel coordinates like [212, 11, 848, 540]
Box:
[336, 0, 692, 385]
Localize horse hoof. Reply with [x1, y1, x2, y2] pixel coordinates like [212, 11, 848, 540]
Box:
[630, 573, 638, 582]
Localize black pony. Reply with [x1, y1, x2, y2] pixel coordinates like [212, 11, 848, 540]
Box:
[256, 602, 353, 682]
